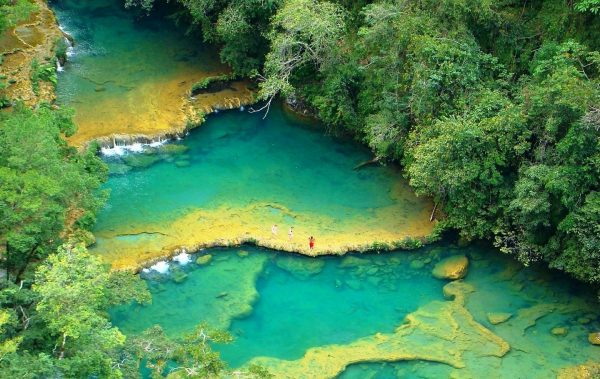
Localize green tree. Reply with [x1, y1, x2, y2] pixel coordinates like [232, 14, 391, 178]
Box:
[0, 105, 107, 282]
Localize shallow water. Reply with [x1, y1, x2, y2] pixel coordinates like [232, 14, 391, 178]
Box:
[111, 243, 600, 377]
[52, 0, 250, 145]
[90, 104, 434, 269]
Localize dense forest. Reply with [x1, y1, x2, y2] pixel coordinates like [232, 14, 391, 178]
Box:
[1, 0, 599, 377]
[128, 0, 600, 287]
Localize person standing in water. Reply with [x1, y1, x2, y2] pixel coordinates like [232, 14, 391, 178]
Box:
[309, 236, 315, 250]
[272, 224, 278, 236]
[288, 226, 294, 240]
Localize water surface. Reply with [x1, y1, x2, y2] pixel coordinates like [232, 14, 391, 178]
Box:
[91, 105, 434, 269]
[111, 243, 600, 377]
[52, 0, 252, 145]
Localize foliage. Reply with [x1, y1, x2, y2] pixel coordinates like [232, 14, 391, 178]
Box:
[125, 0, 281, 75]
[0, 104, 107, 282]
[190, 73, 237, 95]
[30, 59, 58, 95]
[129, 323, 271, 378]
[0, 244, 152, 378]
[0, 0, 38, 34]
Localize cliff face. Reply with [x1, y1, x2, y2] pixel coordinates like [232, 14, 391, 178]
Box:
[0, 0, 65, 106]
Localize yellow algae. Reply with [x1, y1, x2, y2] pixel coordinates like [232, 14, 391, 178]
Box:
[248, 281, 509, 378]
[67, 72, 255, 146]
[487, 312, 512, 325]
[558, 362, 600, 379]
[432, 255, 469, 280]
[94, 191, 435, 270]
[0, 0, 64, 106]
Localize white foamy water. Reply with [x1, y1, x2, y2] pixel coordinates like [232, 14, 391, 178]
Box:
[100, 140, 168, 156]
[149, 261, 170, 274]
[173, 252, 191, 265]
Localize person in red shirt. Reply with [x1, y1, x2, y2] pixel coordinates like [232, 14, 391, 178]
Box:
[309, 236, 315, 250]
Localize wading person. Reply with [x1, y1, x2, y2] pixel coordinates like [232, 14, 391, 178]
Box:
[309, 236, 315, 250]
[288, 226, 294, 240]
[272, 224, 278, 236]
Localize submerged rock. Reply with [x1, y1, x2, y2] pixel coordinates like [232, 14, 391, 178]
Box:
[588, 332, 600, 345]
[340, 256, 370, 268]
[578, 317, 592, 325]
[551, 327, 568, 336]
[410, 259, 425, 269]
[487, 313, 512, 325]
[432, 255, 469, 280]
[196, 254, 212, 265]
[238, 250, 249, 257]
[276, 256, 325, 279]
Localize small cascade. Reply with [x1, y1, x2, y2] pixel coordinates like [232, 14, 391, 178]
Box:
[173, 250, 191, 265]
[149, 261, 170, 274]
[99, 136, 169, 156]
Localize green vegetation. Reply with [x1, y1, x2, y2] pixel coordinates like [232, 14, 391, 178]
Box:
[0, 106, 268, 377]
[30, 59, 58, 95]
[127, 0, 600, 288]
[190, 73, 237, 95]
[0, 0, 38, 34]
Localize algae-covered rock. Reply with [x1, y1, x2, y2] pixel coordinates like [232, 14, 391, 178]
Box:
[171, 268, 188, 283]
[340, 256, 370, 268]
[551, 327, 568, 336]
[174, 160, 191, 168]
[276, 256, 325, 279]
[588, 332, 600, 345]
[107, 162, 132, 175]
[123, 154, 160, 169]
[578, 317, 592, 325]
[487, 312, 512, 325]
[558, 361, 600, 379]
[410, 259, 425, 269]
[196, 254, 212, 265]
[238, 250, 249, 257]
[432, 255, 469, 280]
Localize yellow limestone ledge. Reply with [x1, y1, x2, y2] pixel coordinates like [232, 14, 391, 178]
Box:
[94, 196, 435, 271]
[0, 0, 64, 106]
[248, 281, 510, 379]
[68, 77, 255, 147]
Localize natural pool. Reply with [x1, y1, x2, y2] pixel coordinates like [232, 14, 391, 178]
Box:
[91, 104, 434, 269]
[52, 0, 253, 146]
[49, 0, 600, 376]
[110, 243, 600, 377]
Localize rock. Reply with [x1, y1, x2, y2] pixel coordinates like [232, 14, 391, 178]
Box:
[196, 254, 212, 265]
[487, 312, 512, 325]
[174, 160, 191, 168]
[588, 332, 600, 345]
[216, 292, 228, 299]
[238, 250, 249, 257]
[432, 255, 469, 280]
[276, 256, 325, 279]
[340, 256, 370, 268]
[410, 260, 425, 269]
[551, 327, 568, 336]
[578, 317, 592, 325]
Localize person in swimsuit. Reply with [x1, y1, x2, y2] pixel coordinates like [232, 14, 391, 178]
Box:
[309, 236, 315, 250]
[288, 226, 294, 240]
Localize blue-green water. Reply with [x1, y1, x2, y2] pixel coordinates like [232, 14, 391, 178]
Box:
[50, 0, 600, 376]
[111, 243, 600, 377]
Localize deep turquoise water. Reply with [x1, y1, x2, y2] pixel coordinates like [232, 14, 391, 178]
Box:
[110, 243, 600, 377]
[49, 0, 600, 376]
